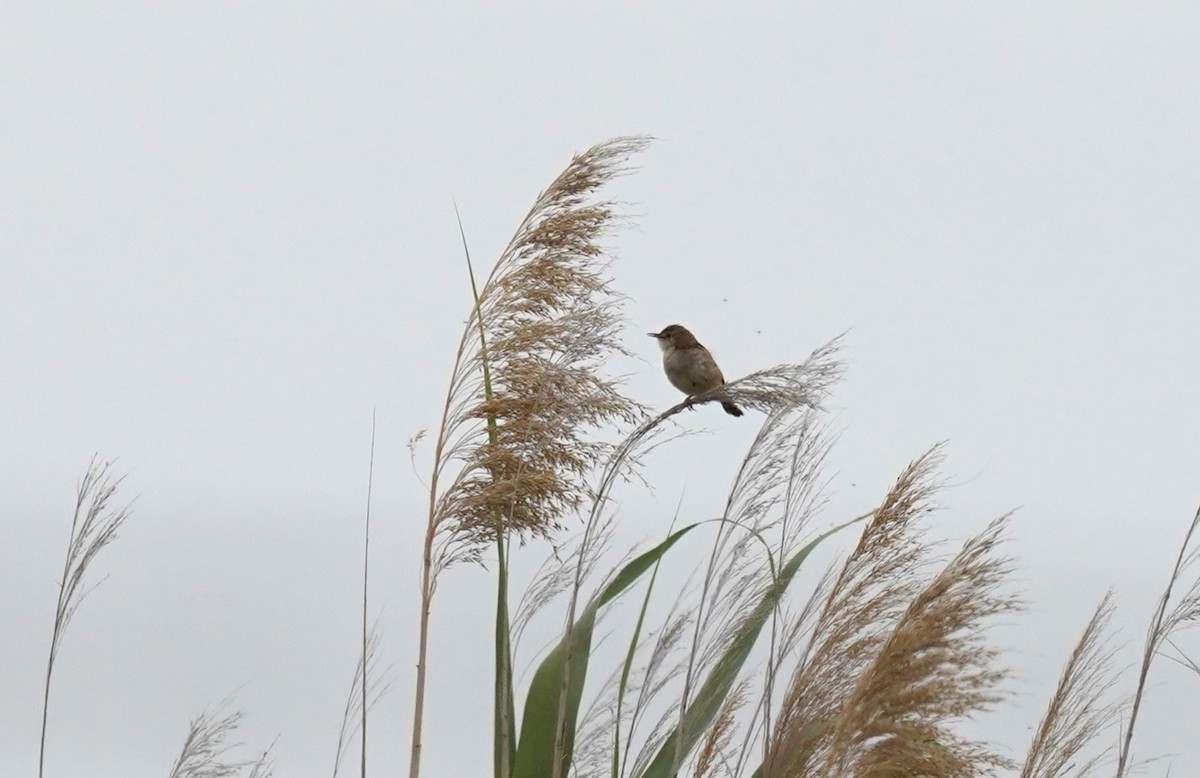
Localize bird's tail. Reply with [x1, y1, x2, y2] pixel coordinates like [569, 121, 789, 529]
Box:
[721, 401, 744, 417]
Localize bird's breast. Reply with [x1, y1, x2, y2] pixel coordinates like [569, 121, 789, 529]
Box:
[662, 347, 723, 394]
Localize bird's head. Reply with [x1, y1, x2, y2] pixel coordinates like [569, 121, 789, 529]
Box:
[648, 324, 700, 351]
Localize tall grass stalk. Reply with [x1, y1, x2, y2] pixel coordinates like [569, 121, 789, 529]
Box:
[361, 410, 376, 778]
[330, 412, 391, 778]
[1116, 505, 1200, 777]
[38, 457, 131, 778]
[454, 201, 517, 778]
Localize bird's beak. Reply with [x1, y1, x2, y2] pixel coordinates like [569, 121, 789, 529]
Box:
[647, 332, 662, 339]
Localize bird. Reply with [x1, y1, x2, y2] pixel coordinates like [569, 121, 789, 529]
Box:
[648, 324, 744, 417]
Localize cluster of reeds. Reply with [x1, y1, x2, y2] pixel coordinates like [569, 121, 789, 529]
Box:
[33, 138, 1200, 777]
[407, 137, 1200, 778]
[36, 445, 389, 778]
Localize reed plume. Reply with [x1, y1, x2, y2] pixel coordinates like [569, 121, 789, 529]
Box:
[692, 681, 750, 778]
[426, 135, 650, 572]
[765, 447, 1018, 777]
[168, 703, 275, 778]
[764, 449, 943, 775]
[819, 517, 1015, 776]
[1020, 592, 1121, 778]
[410, 137, 651, 778]
[38, 457, 132, 778]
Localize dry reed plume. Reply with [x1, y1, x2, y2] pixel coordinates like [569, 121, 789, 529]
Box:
[764, 447, 1018, 777]
[39, 457, 132, 778]
[427, 136, 651, 572]
[692, 682, 751, 778]
[168, 703, 275, 778]
[410, 137, 651, 778]
[1020, 593, 1121, 778]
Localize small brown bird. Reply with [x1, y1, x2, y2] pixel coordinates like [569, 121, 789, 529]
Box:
[649, 324, 744, 417]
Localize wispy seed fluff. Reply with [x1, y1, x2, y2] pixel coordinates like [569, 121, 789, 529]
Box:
[429, 137, 651, 572]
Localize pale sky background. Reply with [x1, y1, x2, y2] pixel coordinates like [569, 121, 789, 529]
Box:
[4, 3, 1199, 776]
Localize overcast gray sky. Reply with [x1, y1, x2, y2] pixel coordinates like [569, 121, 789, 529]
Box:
[4, 3, 1199, 776]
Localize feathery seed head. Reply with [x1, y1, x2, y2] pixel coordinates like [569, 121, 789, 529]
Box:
[430, 137, 651, 571]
